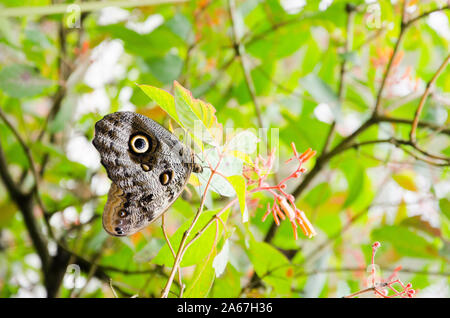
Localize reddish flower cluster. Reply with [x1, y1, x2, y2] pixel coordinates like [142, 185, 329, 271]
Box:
[371, 48, 420, 97]
[244, 142, 317, 239]
[368, 242, 416, 298]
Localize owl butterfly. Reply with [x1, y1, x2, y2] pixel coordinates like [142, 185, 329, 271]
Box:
[92, 111, 202, 237]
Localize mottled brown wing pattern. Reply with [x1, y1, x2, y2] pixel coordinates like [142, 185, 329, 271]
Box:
[92, 111, 194, 236]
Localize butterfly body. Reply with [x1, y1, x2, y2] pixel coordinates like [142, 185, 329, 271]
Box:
[93, 111, 194, 236]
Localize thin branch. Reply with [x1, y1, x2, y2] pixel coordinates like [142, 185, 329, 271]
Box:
[178, 0, 212, 88]
[394, 142, 450, 167]
[0, 108, 40, 195]
[293, 116, 377, 198]
[0, 139, 25, 200]
[160, 151, 225, 298]
[197, 55, 236, 97]
[0, 0, 188, 17]
[410, 54, 450, 143]
[161, 214, 184, 297]
[183, 198, 237, 252]
[294, 266, 450, 278]
[299, 173, 391, 266]
[341, 136, 450, 167]
[377, 115, 450, 135]
[321, 3, 356, 154]
[228, 0, 264, 130]
[0, 112, 51, 273]
[405, 4, 450, 27]
[250, 63, 315, 102]
[373, 2, 450, 116]
[354, 26, 386, 51]
[372, 3, 408, 116]
[342, 283, 388, 298]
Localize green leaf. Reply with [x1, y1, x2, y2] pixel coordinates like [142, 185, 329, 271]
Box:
[400, 216, 441, 238]
[226, 175, 247, 222]
[301, 37, 321, 75]
[165, 13, 192, 43]
[173, 81, 221, 147]
[280, 108, 329, 151]
[48, 96, 76, 133]
[210, 264, 241, 298]
[339, 51, 358, 63]
[196, 150, 244, 197]
[247, 21, 309, 60]
[439, 198, 450, 221]
[392, 171, 417, 192]
[140, 82, 222, 150]
[299, 73, 339, 107]
[184, 248, 216, 298]
[0, 64, 53, 98]
[24, 28, 52, 49]
[146, 53, 183, 85]
[439, 241, 450, 259]
[225, 130, 258, 154]
[410, 265, 430, 290]
[0, 200, 18, 227]
[247, 238, 293, 294]
[212, 239, 230, 277]
[152, 209, 229, 267]
[138, 84, 178, 121]
[394, 200, 408, 224]
[341, 161, 365, 208]
[371, 225, 438, 259]
[304, 183, 332, 209]
[133, 239, 165, 264]
[100, 24, 184, 58]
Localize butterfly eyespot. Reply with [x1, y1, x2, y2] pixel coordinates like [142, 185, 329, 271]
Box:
[115, 227, 124, 235]
[130, 134, 150, 154]
[159, 170, 173, 185]
[118, 210, 128, 218]
[93, 112, 196, 238]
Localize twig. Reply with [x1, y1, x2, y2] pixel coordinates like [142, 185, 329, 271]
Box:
[346, 136, 449, 166]
[372, 1, 408, 116]
[178, 0, 212, 87]
[321, 3, 356, 154]
[183, 198, 237, 252]
[228, 0, 264, 129]
[250, 63, 315, 102]
[197, 55, 236, 97]
[0, 113, 51, 275]
[300, 173, 391, 266]
[0, 139, 25, 200]
[410, 54, 450, 143]
[405, 4, 450, 27]
[377, 115, 450, 135]
[0, 108, 41, 195]
[293, 116, 377, 199]
[0, 0, 188, 17]
[109, 279, 119, 298]
[354, 27, 386, 51]
[373, 2, 450, 116]
[160, 151, 225, 298]
[161, 214, 184, 297]
[294, 266, 450, 278]
[342, 283, 388, 298]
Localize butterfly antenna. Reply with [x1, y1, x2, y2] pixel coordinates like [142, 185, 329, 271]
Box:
[192, 152, 211, 173]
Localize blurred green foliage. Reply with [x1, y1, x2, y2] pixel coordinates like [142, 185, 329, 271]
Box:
[0, 0, 449, 298]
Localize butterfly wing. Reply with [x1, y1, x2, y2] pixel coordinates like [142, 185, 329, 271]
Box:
[92, 111, 194, 236]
